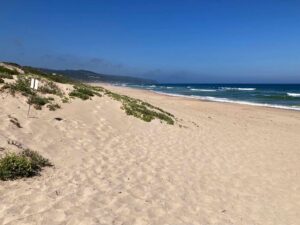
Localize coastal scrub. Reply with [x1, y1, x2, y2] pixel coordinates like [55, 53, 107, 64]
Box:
[105, 90, 175, 124]
[0, 149, 52, 181]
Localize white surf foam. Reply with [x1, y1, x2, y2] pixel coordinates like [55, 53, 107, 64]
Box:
[153, 91, 300, 111]
[220, 87, 256, 91]
[190, 89, 216, 92]
[287, 93, 300, 97]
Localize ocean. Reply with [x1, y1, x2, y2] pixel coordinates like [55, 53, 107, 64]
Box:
[120, 84, 300, 111]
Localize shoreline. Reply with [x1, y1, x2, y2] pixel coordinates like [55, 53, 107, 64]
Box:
[93, 82, 300, 114]
[153, 90, 300, 112]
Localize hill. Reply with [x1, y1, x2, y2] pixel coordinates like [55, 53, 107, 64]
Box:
[40, 68, 157, 84]
[2, 62, 157, 84]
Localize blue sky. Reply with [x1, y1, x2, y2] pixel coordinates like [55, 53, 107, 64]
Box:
[1, 0, 300, 83]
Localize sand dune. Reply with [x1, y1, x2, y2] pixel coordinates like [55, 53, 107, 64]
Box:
[0, 84, 300, 225]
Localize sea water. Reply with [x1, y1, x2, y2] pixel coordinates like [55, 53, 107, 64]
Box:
[120, 84, 300, 111]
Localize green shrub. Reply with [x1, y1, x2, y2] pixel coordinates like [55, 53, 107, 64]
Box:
[21, 149, 52, 167]
[47, 97, 55, 101]
[47, 103, 61, 111]
[105, 90, 174, 124]
[69, 89, 90, 100]
[1, 77, 64, 111]
[28, 95, 49, 110]
[91, 86, 105, 92]
[0, 73, 14, 79]
[1, 77, 33, 96]
[141, 101, 174, 117]
[124, 101, 174, 124]
[39, 81, 63, 96]
[0, 153, 36, 180]
[0, 150, 52, 181]
[0, 66, 19, 75]
[62, 96, 70, 103]
[69, 85, 101, 100]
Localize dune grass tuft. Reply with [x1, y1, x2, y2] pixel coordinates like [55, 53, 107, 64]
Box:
[1, 77, 62, 110]
[28, 95, 49, 110]
[0, 149, 52, 181]
[47, 103, 61, 111]
[21, 149, 52, 167]
[69, 85, 102, 100]
[105, 90, 174, 124]
[0, 65, 19, 75]
[0, 73, 14, 79]
[38, 81, 63, 96]
[1, 77, 33, 96]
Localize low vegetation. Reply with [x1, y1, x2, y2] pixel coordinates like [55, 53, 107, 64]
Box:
[62, 96, 70, 103]
[0, 65, 19, 75]
[0, 149, 52, 181]
[1, 76, 60, 110]
[28, 95, 49, 110]
[0, 73, 14, 79]
[21, 149, 52, 167]
[69, 85, 102, 100]
[1, 77, 33, 96]
[38, 81, 63, 96]
[47, 103, 61, 111]
[0, 62, 175, 124]
[105, 90, 175, 124]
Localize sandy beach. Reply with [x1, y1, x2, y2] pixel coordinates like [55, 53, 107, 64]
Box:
[0, 83, 300, 225]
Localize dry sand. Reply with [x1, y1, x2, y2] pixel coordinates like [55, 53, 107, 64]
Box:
[0, 83, 300, 225]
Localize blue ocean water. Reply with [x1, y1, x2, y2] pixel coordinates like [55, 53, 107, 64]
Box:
[121, 84, 300, 111]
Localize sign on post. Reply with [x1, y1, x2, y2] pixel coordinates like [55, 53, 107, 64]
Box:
[27, 78, 39, 117]
[30, 78, 39, 90]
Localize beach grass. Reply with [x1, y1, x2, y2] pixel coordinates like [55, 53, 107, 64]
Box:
[1, 77, 34, 96]
[38, 81, 63, 96]
[69, 85, 102, 100]
[28, 95, 50, 110]
[47, 103, 61, 111]
[0, 65, 19, 75]
[0, 149, 52, 181]
[105, 90, 175, 124]
[0, 73, 14, 79]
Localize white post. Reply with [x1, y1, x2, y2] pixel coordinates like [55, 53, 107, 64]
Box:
[34, 80, 39, 90]
[28, 78, 39, 118]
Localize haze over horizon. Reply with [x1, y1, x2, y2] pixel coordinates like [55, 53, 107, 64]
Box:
[1, 0, 300, 83]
